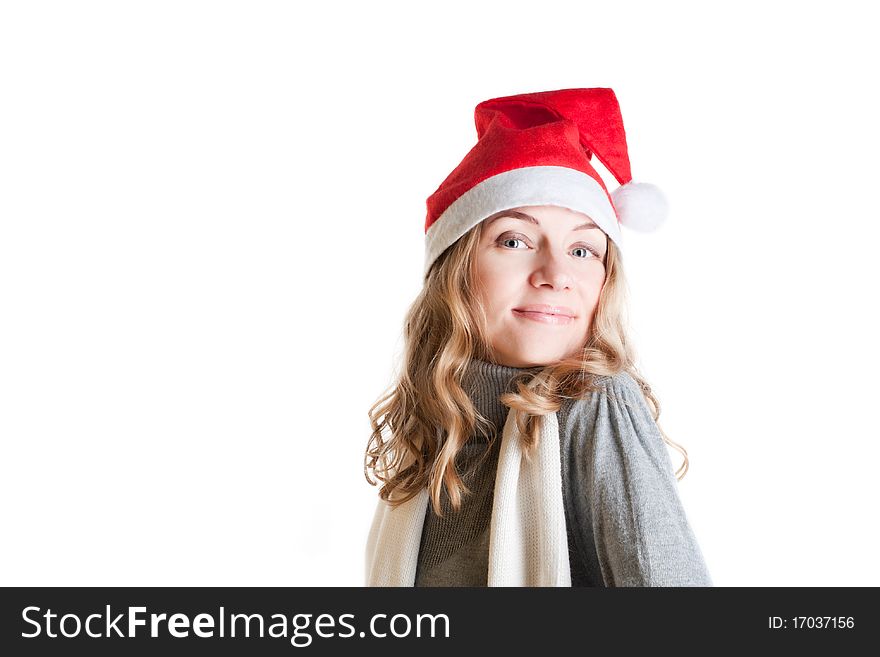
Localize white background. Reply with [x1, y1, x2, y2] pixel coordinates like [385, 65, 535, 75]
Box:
[1, 0, 878, 586]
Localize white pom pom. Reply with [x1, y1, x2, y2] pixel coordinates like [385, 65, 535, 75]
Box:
[611, 181, 669, 232]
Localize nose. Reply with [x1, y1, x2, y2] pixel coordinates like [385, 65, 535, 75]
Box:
[529, 251, 573, 291]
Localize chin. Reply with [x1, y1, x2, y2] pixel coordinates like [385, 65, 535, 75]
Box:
[498, 346, 566, 369]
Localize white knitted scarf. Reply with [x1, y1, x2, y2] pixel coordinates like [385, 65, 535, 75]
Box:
[365, 407, 572, 586]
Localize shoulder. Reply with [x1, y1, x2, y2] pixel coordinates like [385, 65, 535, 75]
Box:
[558, 370, 659, 448]
[567, 370, 646, 408]
[602, 370, 643, 393]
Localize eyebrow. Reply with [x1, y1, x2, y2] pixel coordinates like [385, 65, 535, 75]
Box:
[485, 210, 600, 232]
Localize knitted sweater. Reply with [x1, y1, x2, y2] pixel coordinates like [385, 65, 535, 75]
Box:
[413, 358, 713, 587]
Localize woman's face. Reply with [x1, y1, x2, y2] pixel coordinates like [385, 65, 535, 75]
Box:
[473, 205, 608, 368]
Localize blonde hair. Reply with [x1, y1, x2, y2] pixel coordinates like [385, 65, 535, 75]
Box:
[364, 213, 689, 517]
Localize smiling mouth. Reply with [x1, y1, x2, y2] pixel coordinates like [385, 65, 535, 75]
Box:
[512, 309, 576, 325]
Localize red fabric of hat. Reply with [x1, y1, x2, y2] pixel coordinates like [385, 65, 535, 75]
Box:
[423, 87, 668, 279]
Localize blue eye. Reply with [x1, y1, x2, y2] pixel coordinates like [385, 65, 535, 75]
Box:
[499, 236, 528, 249]
[572, 245, 599, 258]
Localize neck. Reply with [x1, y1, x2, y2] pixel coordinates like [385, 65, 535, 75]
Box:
[462, 357, 542, 439]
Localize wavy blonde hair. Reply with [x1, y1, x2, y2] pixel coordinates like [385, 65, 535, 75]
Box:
[364, 212, 689, 517]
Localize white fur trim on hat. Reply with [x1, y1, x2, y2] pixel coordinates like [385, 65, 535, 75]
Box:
[423, 166, 621, 279]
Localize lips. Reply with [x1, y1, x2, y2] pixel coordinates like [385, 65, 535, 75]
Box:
[511, 304, 577, 326]
[512, 304, 576, 318]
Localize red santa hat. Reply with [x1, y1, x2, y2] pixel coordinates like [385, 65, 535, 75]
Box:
[423, 87, 668, 279]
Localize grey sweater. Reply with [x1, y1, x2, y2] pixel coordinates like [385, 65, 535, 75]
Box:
[414, 357, 713, 587]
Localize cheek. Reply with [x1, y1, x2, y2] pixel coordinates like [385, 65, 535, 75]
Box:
[576, 272, 605, 313]
[474, 263, 512, 309]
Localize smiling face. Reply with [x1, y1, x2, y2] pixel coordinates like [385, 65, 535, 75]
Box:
[473, 205, 609, 368]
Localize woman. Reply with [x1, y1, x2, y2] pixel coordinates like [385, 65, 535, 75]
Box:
[363, 87, 712, 587]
